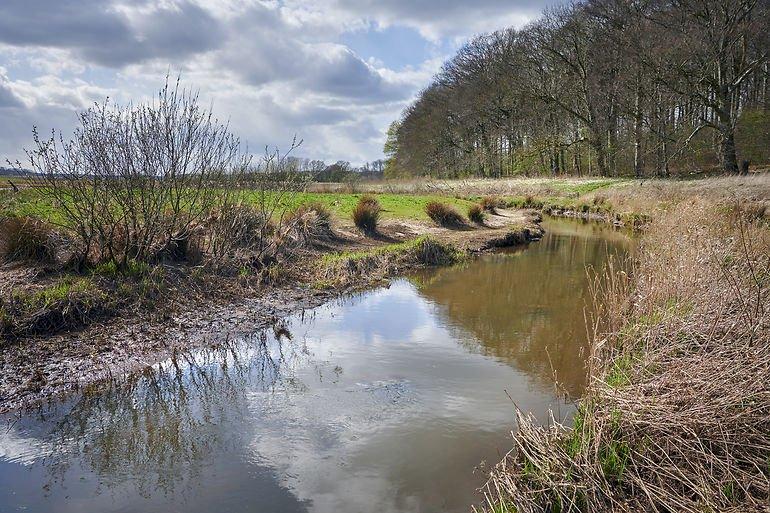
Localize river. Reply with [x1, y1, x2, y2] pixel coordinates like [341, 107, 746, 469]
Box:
[0, 218, 631, 513]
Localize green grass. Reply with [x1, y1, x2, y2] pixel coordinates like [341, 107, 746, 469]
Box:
[16, 276, 100, 308]
[241, 192, 477, 222]
[2, 189, 479, 225]
[0, 189, 63, 223]
[545, 178, 626, 196]
[606, 354, 635, 388]
[321, 235, 432, 264]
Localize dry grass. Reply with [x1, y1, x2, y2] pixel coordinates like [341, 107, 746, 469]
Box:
[480, 195, 506, 213]
[0, 216, 58, 264]
[468, 204, 486, 224]
[482, 199, 770, 513]
[352, 195, 382, 233]
[285, 201, 334, 243]
[425, 201, 466, 227]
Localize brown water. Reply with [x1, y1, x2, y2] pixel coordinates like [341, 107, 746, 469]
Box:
[0, 218, 631, 513]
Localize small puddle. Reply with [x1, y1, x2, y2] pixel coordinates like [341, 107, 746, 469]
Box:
[0, 218, 632, 513]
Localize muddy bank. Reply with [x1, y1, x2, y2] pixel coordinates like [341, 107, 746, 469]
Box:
[1, 210, 542, 413]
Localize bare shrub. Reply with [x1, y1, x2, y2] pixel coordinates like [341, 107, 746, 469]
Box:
[352, 195, 381, 233]
[0, 216, 57, 264]
[24, 77, 250, 269]
[425, 201, 465, 227]
[468, 204, 486, 224]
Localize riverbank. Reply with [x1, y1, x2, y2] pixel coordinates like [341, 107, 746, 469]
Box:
[481, 195, 770, 512]
[0, 204, 542, 412]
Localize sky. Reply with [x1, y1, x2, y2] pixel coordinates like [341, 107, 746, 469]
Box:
[0, 0, 555, 166]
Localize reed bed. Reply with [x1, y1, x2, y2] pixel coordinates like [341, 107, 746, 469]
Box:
[482, 199, 770, 512]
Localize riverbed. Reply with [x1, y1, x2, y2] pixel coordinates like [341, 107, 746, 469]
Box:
[0, 218, 631, 513]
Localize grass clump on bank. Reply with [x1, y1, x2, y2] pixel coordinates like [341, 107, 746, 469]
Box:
[480, 196, 505, 213]
[482, 200, 770, 513]
[0, 216, 58, 264]
[425, 201, 466, 227]
[468, 204, 486, 224]
[352, 195, 382, 233]
[317, 236, 463, 288]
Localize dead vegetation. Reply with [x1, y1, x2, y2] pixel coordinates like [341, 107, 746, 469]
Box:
[0, 216, 58, 264]
[481, 199, 770, 513]
[425, 201, 466, 227]
[352, 195, 382, 233]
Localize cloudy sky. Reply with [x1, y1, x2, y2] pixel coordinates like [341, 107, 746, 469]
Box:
[0, 0, 553, 166]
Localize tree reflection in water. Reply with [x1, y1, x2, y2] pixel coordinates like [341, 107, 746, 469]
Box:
[21, 327, 311, 499]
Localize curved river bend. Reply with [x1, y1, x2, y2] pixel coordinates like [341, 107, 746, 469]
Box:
[0, 218, 631, 513]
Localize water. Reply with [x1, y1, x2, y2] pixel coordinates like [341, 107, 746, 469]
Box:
[0, 218, 631, 513]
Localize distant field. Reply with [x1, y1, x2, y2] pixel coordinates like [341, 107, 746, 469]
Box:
[252, 191, 476, 221]
[309, 176, 629, 197]
[0, 188, 478, 224]
[3, 174, 767, 226]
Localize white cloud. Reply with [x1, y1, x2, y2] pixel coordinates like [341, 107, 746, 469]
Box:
[0, 0, 553, 165]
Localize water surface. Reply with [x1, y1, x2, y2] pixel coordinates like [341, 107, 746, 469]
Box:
[0, 218, 631, 513]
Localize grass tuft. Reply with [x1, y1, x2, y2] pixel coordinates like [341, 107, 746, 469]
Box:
[0, 216, 57, 264]
[352, 195, 382, 233]
[425, 201, 465, 227]
[480, 195, 505, 213]
[468, 204, 486, 224]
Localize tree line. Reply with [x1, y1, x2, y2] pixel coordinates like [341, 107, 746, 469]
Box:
[285, 157, 385, 182]
[385, 0, 770, 178]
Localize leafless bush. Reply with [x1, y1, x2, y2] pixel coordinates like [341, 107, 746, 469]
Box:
[206, 203, 274, 261]
[25, 77, 250, 269]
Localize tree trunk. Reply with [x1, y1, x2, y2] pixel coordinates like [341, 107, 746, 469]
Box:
[633, 73, 644, 178]
[590, 128, 608, 176]
[719, 126, 739, 174]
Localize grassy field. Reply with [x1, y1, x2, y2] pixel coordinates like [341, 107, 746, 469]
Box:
[247, 191, 477, 221]
[0, 188, 478, 225]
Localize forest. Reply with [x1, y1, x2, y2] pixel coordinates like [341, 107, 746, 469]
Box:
[386, 0, 770, 178]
